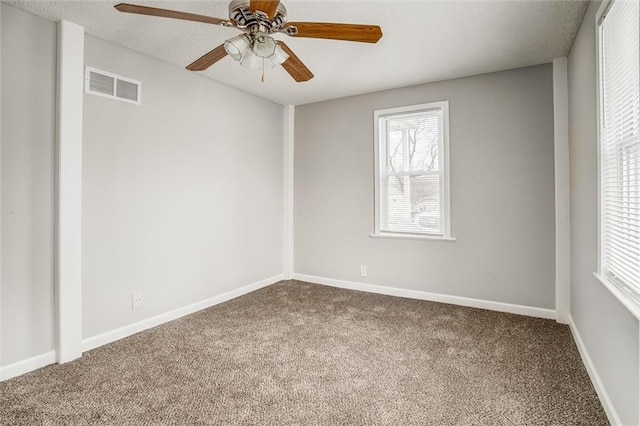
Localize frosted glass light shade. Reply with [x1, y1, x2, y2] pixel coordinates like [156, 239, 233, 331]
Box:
[266, 44, 289, 68]
[239, 49, 264, 70]
[252, 33, 276, 58]
[224, 34, 250, 61]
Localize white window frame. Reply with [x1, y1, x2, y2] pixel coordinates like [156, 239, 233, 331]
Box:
[372, 101, 454, 241]
[594, 0, 640, 319]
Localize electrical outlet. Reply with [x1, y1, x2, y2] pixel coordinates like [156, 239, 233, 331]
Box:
[131, 292, 144, 309]
[360, 265, 367, 277]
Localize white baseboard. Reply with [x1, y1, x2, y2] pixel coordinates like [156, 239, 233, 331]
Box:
[0, 350, 57, 382]
[293, 273, 556, 320]
[82, 274, 284, 352]
[568, 316, 621, 426]
[0, 275, 557, 383]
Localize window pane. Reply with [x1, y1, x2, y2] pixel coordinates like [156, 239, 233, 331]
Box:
[383, 174, 442, 235]
[388, 130, 403, 173]
[385, 112, 440, 173]
[409, 116, 440, 172]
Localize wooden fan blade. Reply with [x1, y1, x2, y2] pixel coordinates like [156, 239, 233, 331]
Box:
[186, 45, 228, 71]
[284, 22, 382, 43]
[249, 0, 281, 19]
[278, 42, 314, 82]
[114, 3, 231, 26]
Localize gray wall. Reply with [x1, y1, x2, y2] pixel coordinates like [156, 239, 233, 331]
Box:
[82, 36, 284, 339]
[294, 64, 556, 309]
[567, 1, 639, 424]
[1, 4, 57, 366]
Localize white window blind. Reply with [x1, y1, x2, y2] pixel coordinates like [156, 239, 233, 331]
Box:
[374, 101, 451, 238]
[598, 0, 640, 304]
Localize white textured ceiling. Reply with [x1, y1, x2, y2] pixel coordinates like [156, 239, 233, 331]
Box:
[4, 0, 588, 105]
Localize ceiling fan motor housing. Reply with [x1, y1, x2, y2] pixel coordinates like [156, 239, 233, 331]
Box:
[228, 0, 287, 33]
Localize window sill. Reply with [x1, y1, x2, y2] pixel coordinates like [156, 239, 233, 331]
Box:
[592, 272, 640, 320]
[369, 233, 456, 242]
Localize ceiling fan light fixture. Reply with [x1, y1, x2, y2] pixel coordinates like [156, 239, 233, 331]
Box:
[232, 33, 287, 71]
[224, 34, 250, 61]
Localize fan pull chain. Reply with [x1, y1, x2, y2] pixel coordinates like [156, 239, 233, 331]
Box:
[261, 57, 265, 83]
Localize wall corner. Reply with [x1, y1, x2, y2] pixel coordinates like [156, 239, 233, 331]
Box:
[553, 57, 570, 325]
[56, 19, 84, 363]
[283, 104, 295, 280]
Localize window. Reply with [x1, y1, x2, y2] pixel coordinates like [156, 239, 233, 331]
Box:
[596, 0, 640, 308]
[373, 101, 452, 239]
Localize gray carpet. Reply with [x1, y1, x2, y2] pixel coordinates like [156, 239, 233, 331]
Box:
[1, 280, 607, 425]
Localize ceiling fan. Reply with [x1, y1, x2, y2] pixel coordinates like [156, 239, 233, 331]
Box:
[114, 0, 383, 82]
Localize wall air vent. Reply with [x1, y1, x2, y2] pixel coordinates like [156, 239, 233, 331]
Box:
[85, 66, 141, 105]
